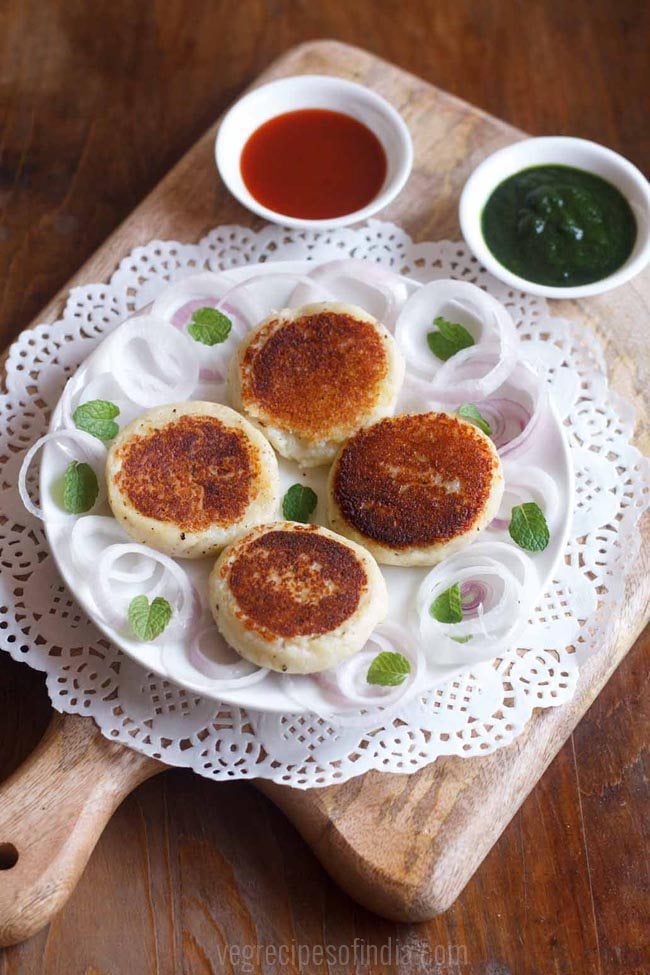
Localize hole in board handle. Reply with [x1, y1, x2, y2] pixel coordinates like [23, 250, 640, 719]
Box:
[0, 843, 19, 869]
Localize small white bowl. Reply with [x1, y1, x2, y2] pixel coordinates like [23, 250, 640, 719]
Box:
[459, 136, 650, 299]
[215, 74, 413, 230]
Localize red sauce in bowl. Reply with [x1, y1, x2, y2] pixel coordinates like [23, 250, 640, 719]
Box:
[240, 109, 387, 220]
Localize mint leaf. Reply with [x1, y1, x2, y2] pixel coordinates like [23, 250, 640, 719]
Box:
[426, 316, 474, 361]
[73, 399, 120, 441]
[128, 595, 173, 641]
[187, 307, 232, 345]
[451, 635, 473, 644]
[430, 582, 463, 623]
[62, 461, 99, 513]
[509, 502, 550, 552]
[366, 651, 411, 687]
[435, 316, 475, 346]
[457, 403, 492, 437]
[282, 484, 318, 523]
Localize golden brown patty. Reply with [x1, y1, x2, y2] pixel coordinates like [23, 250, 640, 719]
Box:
[209, 522, 387, 673]
[328, 412, 504, 565]
[106, 402, 279, 558]
[227, 527, 366, 639]
[229, 302, 404, 465]
[114, 414, 255, 532]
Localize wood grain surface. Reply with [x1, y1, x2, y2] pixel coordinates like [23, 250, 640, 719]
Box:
[1, 3, 649, 973]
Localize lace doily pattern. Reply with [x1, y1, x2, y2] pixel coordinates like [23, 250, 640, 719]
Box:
[1, 222, 648, 788]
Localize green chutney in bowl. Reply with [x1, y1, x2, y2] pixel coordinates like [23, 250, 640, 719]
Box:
[481, 165, 636, 288]
[459, 137, 650, 299]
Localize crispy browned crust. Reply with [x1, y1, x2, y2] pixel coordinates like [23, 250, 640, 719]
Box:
[332, 412, 500, 548]
[223, 526, 367, 639]
[114, 414, 258, 532]
[240, 308, 389, 440]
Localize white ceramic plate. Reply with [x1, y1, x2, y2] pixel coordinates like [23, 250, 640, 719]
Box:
[41, 261, 572, 713]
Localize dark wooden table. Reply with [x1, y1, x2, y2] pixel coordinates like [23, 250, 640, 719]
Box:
[1, 2, 648, 973]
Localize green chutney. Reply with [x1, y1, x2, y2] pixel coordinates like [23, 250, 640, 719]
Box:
[481, 165, 636, 287]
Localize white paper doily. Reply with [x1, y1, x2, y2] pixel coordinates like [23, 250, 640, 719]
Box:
[1, 221, 648, 788]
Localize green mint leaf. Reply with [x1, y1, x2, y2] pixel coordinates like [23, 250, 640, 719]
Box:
[451, 635, 473, 644]
[128, 595, 173, 641]
[62, 461, 99, 513]
[435, 316, 475, 346]
[366, 651, 411, 687]
[282, 483, 318, 523]
[430, 582, 463, 623]
[457, 403, 492, 437]
[73, 399, 120, 441]
[509, 502, 550, 552]
[426, 332, 457, 361]
[187, 307, 232, 345]
[426, 316, 475, 361]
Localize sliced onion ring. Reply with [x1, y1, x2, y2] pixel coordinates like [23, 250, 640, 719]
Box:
[434, 345, 515, 403]
[18, 430, 107, 521]
[216, 273, 331, 331]
[69, 516, 155, 582]
[493, 366, 548, 459]
[491, 463, 560, 531]
[219, 271, 331, 330]
[472, 397, 531, 450]
[291, 259, 412, 328]
[284, 622, 424, 726]
[150, 271, 240, 328]
[437, 360, 547, 457]
[330, 622, 424, 707]
[395, 280, 518, 400]
[417, 541, 537, 666]
[459, 580, 488, 613]
[54, 368, 143, 433]
[91, 542, 198, 638]
[399, 358, 548, 459]
[189, 623, 269, 687]
[108, 315, 199, 407]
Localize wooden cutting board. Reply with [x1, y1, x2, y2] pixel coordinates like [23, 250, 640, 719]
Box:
[0, 40, 648, 946]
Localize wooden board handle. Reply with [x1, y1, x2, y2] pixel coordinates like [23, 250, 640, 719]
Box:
[0, 712, 161, 946]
